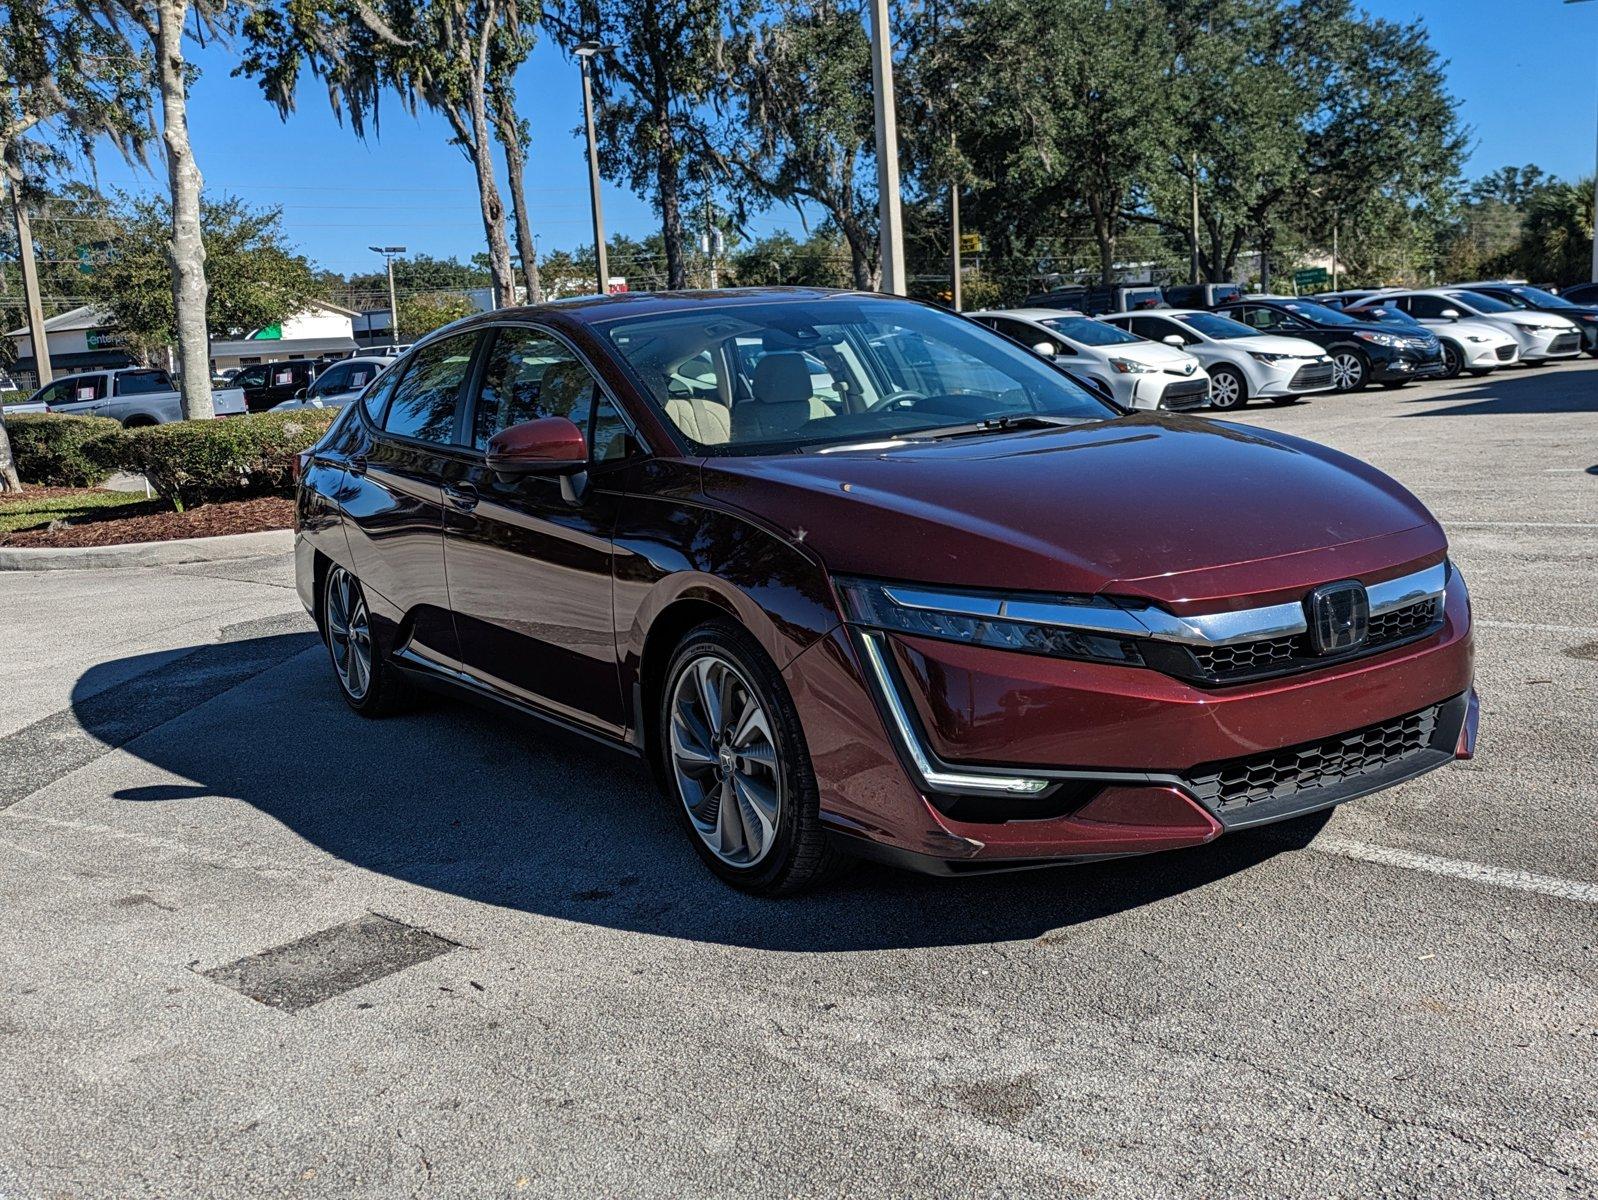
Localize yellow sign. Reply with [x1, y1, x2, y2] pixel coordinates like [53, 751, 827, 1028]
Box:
[959, 233, 983, 254]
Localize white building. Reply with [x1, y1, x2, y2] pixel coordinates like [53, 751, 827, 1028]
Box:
[208, 300, 360, 371]
[5, 306, 136, 382]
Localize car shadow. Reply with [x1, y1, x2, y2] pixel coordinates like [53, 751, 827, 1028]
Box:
[1394, 363, 1598, 418]
[75, 633, 1329, 953]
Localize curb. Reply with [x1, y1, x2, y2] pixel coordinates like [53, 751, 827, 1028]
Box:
[0, 528, 294, 571]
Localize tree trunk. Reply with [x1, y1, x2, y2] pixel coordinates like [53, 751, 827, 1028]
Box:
[0, 407, 20, 493]
[155, 0, 214, 422]
[1088, 194, 1115, 285]
[465, 90, 517, 308]
[493, 92, 541, 304]
[658, 138, 686, 290]
[838, 214, 877, 290]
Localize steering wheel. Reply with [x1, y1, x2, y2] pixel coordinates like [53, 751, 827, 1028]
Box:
[865, 389, 928, 412]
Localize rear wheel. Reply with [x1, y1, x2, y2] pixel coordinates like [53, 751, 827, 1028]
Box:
[322, 565, 410, 716]
[1206, 365, 1247, 411]
[1380, 380, 1410, 390]
[660, 620, 843, 895]
[1330, 350, 1368, 392]
[1439, 342, 1464, 379]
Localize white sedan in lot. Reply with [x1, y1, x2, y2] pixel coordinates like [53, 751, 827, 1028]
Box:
[271, 356, 392, 411]
[1375, 289, 1583, 365]
[1098, 308, 1334, 410]
[967, 308, 1210, 410]
[1342, 300, 1518, 378]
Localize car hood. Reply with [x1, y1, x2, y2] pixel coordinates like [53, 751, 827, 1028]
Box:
[1089, 341, 1197, 369]
[701, 414, 1444, 614]
[1232, 335, 1328, 357]
[1444, 318, 1517, 343]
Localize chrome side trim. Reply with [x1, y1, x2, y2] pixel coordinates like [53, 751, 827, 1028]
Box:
[1367, 562, 1447, 616]
[879, 561, 1446, 649]
[856, 632, 1051, 796]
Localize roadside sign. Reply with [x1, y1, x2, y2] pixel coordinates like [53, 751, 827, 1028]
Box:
[959, 233, 983, 254]
[1294, 267, 1329, 289]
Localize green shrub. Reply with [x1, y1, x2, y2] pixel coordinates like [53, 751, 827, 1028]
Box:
[3, 413, 125, 487]
[111, 409, 339, 510]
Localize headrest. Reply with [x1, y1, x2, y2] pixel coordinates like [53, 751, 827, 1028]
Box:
[751, 352, 813, 406]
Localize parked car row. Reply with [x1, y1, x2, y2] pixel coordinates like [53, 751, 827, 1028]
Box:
[10, 352, 397, 427]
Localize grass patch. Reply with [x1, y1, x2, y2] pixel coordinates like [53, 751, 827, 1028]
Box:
[0, 489, 155, 534]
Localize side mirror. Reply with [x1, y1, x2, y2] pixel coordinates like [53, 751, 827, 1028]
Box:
[485, 415, 588, 474]
[1440, 308, 1461, 320]
[293, 386, 308, 399]
[1031, 340, 1058, 357]
[1162, 334, 1187, 347]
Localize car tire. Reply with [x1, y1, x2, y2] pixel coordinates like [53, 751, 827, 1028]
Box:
[1466, 368, 1495, 377]
[322, 565, 410, 716]
[1206, 366, 1247, 411]
[1439, 342, 1463, 379]
[1380, 380, 1410, 390]
[1330, 350, 1369, 392]
[1268, 396, 1299, 406]
[659, 619, 845, 895]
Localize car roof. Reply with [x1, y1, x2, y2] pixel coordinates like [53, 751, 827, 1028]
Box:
[487, 286, 871, 326]
[969, 307, 1087, 320]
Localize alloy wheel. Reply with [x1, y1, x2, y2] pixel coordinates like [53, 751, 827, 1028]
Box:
[1331, 352, 1365, 391]
[668, 653, 783, 868]
[1208, 369, 1243, 409]
[1441, 343, 1462, 379]
[324, 566, 373, 701]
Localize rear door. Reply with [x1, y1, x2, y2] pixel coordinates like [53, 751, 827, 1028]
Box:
[444, 325, 633, 735]
[45, 374, 110, 417]
[340, 332, 484, 671]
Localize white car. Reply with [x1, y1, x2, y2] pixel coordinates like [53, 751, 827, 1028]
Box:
[1376, 289, 1582, 365]
[967, 308, 1210, 410]
[1343, 300, 1518, 379]
[21, 366, 245, 425]
[1098, 308, 1334, 411]
[271, 355, 392, 411]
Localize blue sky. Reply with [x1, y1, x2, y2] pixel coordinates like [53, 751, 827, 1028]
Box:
[79, 0, 1598, 278]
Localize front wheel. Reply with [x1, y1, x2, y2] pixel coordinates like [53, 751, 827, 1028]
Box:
[1440, 342, 1463, 379]
[1330, 350, 1368, 392]
[1206, 365, 1247, 411]
[660, 621, 843, 894]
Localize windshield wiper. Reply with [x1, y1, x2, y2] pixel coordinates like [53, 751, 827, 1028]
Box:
[901, 414, 1083, 441]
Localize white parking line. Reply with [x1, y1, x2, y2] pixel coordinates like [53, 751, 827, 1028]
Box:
[1312, 836, 1598, 904]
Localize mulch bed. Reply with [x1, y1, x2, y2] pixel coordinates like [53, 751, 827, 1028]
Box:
[0, 494, 295, 549]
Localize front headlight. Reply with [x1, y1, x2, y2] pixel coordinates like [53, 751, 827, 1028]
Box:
[1107, 357, 1152, 374]
[1466, 335, 1490, 343]
[1516, 321, 1560, 333]
[835, 578, 1145, 667]
[1248, 351, 1291, 364]
[1354, 331, 1403, 348]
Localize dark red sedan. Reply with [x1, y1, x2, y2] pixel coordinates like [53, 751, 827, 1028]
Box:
[294, 289, 1478, 893]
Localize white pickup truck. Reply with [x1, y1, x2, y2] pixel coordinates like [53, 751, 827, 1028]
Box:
[10, 366, 246, 426]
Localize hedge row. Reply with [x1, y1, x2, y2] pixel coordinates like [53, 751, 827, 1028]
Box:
[4, 409, 339, 509]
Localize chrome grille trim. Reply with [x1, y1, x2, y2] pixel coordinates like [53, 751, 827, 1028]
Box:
[882, 562, 1446, 649]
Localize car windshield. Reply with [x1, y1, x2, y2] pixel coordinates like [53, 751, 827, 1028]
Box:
[1448, 290, 1515, 314]
[1348, 305, 1424, 330]
[1179, 312, 1260, 340]
[1279, 300, 1360, 326]
[1038, 316, 1142, 346]
[603, 297, 1116, 455]
[1506, 285, 1574, 309]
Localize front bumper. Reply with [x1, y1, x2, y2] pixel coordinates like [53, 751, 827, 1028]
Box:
[1457, 338, 1518, 368]
[1130, 372, 1210, 411]
[1252, 359, 1335, 397]
[788, 566, 1475, 871]
[1370, 350, 1446, 382]
[1519, 328, 1584, 361]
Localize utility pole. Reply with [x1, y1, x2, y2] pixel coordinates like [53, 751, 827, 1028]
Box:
[575, 42, 612, 296]
[1573, 1, 1598, 281]
[949, 179, 962, 312]
[369, 245, 406, 345]
[1332, 223, 1340, 292]
[8, 173, 51, 386]
[867, 0, 906, 295]
[1189, 156, 1200, 286]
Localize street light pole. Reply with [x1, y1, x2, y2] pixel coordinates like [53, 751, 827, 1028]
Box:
[575, 41, 611, 296]
[368, 245, 406, 346]
[867, 0, 906, 295]
[1571, 0, 1598, 282]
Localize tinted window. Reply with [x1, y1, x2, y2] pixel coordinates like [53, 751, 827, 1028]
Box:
[383, 333, 478, 443]
[1447, 290, 1515, 314]
[115, 370, 172, 396]
[311, 364, 350, 395]
[234, 366, 268, 389]
[590, 391, 631, 463]
[1039, 316, 1141, 346]
[56, 375, 109, 402]
[1180, 312, 1259, 340]
[1404, 295, 1453, 319]
[1129, 316, 1188, 343]
[471, 328, 599, 450]
[360, 365, 399, 423]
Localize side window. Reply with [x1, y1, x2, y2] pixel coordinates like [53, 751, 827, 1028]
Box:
[1407, 295, 1448, 319]
[312, 364, 350, 395]
[345, 364, 379, 391]
[590, 391, 631, 463]
[35, 379, 75, 406]
[1129, 316, 1180, 342]
[234, 366, 268, 389]
[470, 328, 599, 450]
[65, 375, 108, 402]
[383, 333, 478, 443]
[115, 370, 172, 396]
[360, 364, 399, 423]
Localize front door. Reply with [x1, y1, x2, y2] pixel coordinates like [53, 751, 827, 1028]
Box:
[340, 331, 483, 670]
[444, 325, 631, 736]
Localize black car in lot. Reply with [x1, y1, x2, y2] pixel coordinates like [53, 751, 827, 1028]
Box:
[1557, 282, 1598, 306]
[232, 360, 319, 413]
[1215, 296, 1445, 392]
[1459, 282, 1598, 356]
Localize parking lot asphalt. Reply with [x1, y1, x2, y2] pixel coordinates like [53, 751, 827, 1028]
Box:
[0, 360, 1593, 1200]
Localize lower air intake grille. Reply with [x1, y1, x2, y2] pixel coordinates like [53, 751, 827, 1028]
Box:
[1289, 362, 1334, 390]
[1549, 333, 1580, 355]
[1184, 705, 1441, 814]
[1495, 344, 1516, 362]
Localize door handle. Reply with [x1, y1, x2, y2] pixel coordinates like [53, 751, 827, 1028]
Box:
[443, 482, 479, 512]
